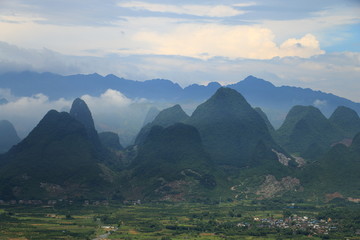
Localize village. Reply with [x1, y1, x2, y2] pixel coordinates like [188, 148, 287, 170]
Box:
[237, 214, 337, 236]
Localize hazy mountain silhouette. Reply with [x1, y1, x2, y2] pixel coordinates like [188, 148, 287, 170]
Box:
[0, 120, 20, 153]
[135, 104, 189, 145]
[1, 73, 360, 201]
[275, 105, 342, 157]
[1, 72, 359, 122]
[142, 107, 160, 126]
[329, 106, 360, 138]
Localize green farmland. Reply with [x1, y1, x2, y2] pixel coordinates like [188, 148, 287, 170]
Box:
[0, 200, 359, 239]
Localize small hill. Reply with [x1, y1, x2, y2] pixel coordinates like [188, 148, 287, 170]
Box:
[135, 104, 189, 145]
[0, 110, 117, 200]
[126, 123, 216, 200]
[186, 87, 288, 168]
[0, 120, 20, 153]
[275, 105, 342, 157]
[300, 132, 360, 199]
[99, 131, 123, 151]
[329, 106, 360, 138]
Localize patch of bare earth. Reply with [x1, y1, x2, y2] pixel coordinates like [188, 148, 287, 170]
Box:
[325, 192, 344, 202]
[348, 197, 360, 203]
[256, 175, 301, 199]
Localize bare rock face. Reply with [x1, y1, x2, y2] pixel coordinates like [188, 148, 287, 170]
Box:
[256, 175, 301, 199]
[272, 149, 291, 166]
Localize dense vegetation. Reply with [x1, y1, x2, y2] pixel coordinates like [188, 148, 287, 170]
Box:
[125, 123, 217, 200]
[186, 87, 287, 167]
[275, 106, 341, 157]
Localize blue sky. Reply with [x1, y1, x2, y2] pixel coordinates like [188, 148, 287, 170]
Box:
[0, 0, 360, 101]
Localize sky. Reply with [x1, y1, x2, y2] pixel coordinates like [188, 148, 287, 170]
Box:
[0, 0, 360, 101]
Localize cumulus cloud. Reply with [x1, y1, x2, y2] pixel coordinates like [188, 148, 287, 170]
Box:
[118, 2, 251, 17]
[279, 34, 325, 58]
[82, 89, 135, 110]
[133, 24, 324, 59]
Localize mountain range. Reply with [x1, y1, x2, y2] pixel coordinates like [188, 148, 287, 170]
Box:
[1, 71, 359, 128]
[0, 81, 359, 202]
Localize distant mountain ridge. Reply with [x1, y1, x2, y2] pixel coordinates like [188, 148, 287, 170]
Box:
[1, 72, 359, 123]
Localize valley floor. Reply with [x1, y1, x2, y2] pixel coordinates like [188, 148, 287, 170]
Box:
[0, 200, 359, 239]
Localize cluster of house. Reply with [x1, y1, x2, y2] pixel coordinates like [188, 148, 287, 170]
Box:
[237, 215, 336, 235]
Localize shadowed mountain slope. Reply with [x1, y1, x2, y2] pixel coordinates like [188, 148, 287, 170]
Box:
[275, 105, 343, 157]
[99, 131, 123, 151]
[126, 123, 216, 200]
[0, 110, 117, 200]
[186, 87, 288, 168]
[300, 132, 360, 198]
[329, 106, 360, 138]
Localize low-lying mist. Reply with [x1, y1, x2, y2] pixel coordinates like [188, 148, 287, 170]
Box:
[0, 88, 199, 146]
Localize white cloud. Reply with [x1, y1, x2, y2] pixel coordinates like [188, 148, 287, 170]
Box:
[81, 89, 145, 112]
[0, 92, 71, 138]
[260, 7, 360, 45]
[80, 89, 152, 145]
[279, 34, 325, 58]
[118, 2, 250, 17]
[313, 99, 327, 107]
[132, 24, 324, 59]
[0, 15, 46, 24]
